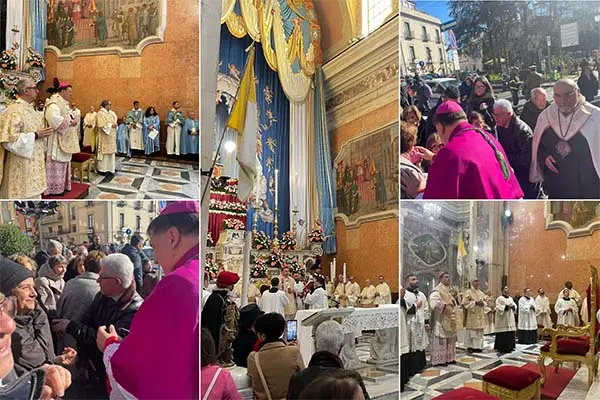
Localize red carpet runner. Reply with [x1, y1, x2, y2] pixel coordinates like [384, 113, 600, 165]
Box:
[522, 363, 577, 399]
[42, 182, 90, 200]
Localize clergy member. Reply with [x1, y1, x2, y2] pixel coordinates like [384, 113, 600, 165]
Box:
[462, 278, 486, 353]
[334, 274, 345, 299]
[304, 276, 329, 310]
[181, 111, 199, 155]
[44, 78, 80, 195]
[517, 288, 538, 344]
[166, 101, 185, 155]
[484, 289, 495, 334]
[0, 78, 53, 198]
[83, 106, 97, 151]
[495, 286, 517, 355]
[279, 267, 297, 320]
[345, 276, 360, 306]
[126, 101, 144, 151]
[359, 279, 377, 305]
[535, 288, 553, 333]
[376, 275, 392, 304]
[70, 102, 81, 141]
[530, 79, 600, 199]
[259, 277, 289, 317]
[429, 272, 458, 366]
[556, 281, 582, 307]
[400, 287, 410, 392]
[95, 100, 118, 174]
[293, 272, 305, 310]
[423, 101, 523, 199]
[555, 288, 580, 326]
[403, 274, 428, 374]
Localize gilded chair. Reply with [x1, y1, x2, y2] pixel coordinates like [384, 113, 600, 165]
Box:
[537, 265, 599, 388]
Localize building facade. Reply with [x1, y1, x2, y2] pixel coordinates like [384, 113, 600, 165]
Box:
[400, 0, 448, 75]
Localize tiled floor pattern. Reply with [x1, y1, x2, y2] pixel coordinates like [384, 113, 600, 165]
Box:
[85, 157, 199, 199]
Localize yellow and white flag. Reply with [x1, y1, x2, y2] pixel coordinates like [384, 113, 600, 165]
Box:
[227, 47, 257, 201]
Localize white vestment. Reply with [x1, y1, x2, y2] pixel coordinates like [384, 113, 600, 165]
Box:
[304, 287, 329, 310]
[375, 282, 392, 304]
[518, 297, 538, 331]
[555, 297, 580, 326]
[345, 282, 360, 306]
[404, 289, 429, 351]
[495, 296, 516, 333]
[535, 295, 553, 328]
[259, 289, 289, 317]
[555, 288, 582, 307]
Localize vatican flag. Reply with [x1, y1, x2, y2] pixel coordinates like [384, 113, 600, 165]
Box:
[228, 47, 257, 201]
[457, 231, 467, 257]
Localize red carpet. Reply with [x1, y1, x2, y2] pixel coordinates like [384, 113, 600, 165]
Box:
[522, 363, 576, 399]
[42, 182, 90, 200]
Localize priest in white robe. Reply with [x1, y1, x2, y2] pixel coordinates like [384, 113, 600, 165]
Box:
[555, 288, 580, 326]
[70, 102, 81, 141]
[518, 288, 538, 344]
[83, 106, 97, 150]
[345, 276, 361, 306]
[334, 274, 346, 301]
[375, 275, 392, 304]
[166, 101, 185, 155]
[429, 272, 458, 366]
[535, 288, 553, 334]
[258, 277, 289, 317]
[126, 101, 144, 151]
[400, 287, 410, 392]
[279, 267, 297, 319]
[359, 279, 377, 305]
[403, 274, 428, 374]
[304, 276, 329, 310]
[495, 286, 517, 355]
[484, 290, 495, 335]
[293, 272, 305, 310]
[95, 100, 118, 174]
[462, 278, 486, 353]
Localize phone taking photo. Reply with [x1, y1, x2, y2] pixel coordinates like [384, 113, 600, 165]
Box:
[287, 320, 297, 342]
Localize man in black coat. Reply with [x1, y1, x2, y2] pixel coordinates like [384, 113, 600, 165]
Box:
[287, 320, 370, 400]
[232, 303, 263, 367]
[520, 87, 550, 131]
[120, 235, 143, 294]
[493, 99, 536, 199]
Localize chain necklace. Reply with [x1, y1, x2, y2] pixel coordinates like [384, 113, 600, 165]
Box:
[555, 107, 577, 158]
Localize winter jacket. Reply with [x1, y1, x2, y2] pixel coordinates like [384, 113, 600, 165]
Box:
[11, 306, 55, 376]
[120, 244, 143, 293]
[520, 100, 549, 131]
[57, 271, 100, 323]
[35, 264, 65, 318]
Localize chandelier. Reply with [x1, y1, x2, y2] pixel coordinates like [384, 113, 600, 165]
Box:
[423, 203, 442, 220]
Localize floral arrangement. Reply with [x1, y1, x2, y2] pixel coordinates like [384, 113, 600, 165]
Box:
[211, 177, 239, 195]
[0, 50, 18, 70]
[222, 218, 245, 231]
[253, 230, 271, 250]
[308, 218, 325, 242]
[269, 248, 283, 269]
[206, 232, 214, 247]
[25, 47, 45, 69]
[209, 199, 247, 215]
[251, 258, 268, 278]
[204, 255, 219, 278]
[280, 230, 297, 250]
[289, 258, 303, 275]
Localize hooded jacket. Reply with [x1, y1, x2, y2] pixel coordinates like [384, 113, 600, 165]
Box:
[35, 263, 65, 318]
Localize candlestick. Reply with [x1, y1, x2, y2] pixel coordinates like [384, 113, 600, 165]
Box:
[293, 173, 298, 208]
[292, 206, 298, 231]
[273, 205, 279, 242]
[343, 263, 347, 283]
[274, 169, 279, 210]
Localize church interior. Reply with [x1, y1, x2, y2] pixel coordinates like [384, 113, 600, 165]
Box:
[0, 0, 199, 200]
[201, 1, 399, 399]
[401, 200, 600, 400]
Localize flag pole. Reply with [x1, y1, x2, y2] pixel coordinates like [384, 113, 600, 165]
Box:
[201, 41, 257, 203]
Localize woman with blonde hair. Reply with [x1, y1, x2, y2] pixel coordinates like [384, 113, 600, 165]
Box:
[8, 254, 37, 273]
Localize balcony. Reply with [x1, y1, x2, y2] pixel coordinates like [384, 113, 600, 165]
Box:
[403, 30, 414, 40]
[422, 33, 430, 42]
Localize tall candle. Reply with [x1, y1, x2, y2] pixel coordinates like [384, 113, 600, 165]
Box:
[274, 169, 279, 209]
[331, 261, 335, 282]
[294, 173, 298, 209]
[333, 258, 336, 280]
[343, 263, 347, 283]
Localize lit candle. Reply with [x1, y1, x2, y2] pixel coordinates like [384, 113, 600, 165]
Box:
[331, 260, 335, 282]
[294, 173, 298, 209]
[274, 169, 279, 209]
[343, 263, 347, 283]
[333, 258, 336, 280]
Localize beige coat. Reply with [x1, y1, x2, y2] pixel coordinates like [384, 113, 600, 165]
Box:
[247, 342, 304, 400]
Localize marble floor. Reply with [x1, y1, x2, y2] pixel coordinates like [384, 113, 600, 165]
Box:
[401, 335, 584, 399]
[84, 156, 199, 199]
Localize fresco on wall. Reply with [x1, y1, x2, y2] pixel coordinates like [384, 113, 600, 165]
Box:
[335, 122, 398, 221]
[46, 0, 164, 56]
[547, 201, 600, 238]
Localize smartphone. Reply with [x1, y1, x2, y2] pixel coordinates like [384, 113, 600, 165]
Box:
[287, 320, 298, 342]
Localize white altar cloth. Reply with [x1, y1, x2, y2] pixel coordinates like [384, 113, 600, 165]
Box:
[295, 305, 399, 366]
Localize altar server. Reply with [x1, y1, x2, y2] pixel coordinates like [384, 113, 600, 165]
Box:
[517, 288, 538, 344]
[126, 101, 144, 151]
[304, 276, 329, 310]
[181, 111, 199, 155]
[166, 101, 185, 155]
[535, 288, 553, 332]
[144, 106, 160, 155]
[495, 286, 517, 354]
[555, 288, 580, 326]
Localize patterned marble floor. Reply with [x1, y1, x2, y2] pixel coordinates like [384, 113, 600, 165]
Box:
[86, 157, 199, 199]
[401, 335, 580, 400]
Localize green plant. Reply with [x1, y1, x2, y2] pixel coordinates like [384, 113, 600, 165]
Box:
[0, 224, 33, 256]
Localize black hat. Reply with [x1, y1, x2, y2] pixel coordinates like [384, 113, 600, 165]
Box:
[0, 256, 34, 296]
[239, 303, 264, 329]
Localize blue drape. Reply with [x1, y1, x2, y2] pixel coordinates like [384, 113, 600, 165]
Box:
[218, 28, 290, 239]
[314, 68, 337, 254]
[29, 0, 46, 80]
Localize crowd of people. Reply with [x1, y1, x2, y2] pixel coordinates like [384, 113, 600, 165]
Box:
[401, 273, 590, 391]
[401, 62, 600, 200]
[200, 263, 393, 399]
[0, 201, 200, 399]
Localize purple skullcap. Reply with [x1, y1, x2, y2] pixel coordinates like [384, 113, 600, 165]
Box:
[435, 100, 464, 115]
[160, 201, 199, 216]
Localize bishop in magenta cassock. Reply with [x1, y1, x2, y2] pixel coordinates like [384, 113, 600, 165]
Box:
[96, 201, 199, 399]
[423, 101, 523, 199]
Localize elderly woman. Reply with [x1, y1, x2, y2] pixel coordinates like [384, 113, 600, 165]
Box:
[400, 121, 427, 199]
[35, 255, 67, 317]
[0, 257, 76, 376]
[96, 201, 199, 399]
[401, 105, 428, 147]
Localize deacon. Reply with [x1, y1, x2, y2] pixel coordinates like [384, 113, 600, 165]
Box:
[166, 101, 185, 155]
[530, 79, 600, 198]
[535, 288, 553, 332]
[403, 274, 428, 374]
[44, 78, 80, 196]
[0, 78, 53, 198]
[95, 100, 118, 174]
[359, 279, 377, 305]
[83, 105, 97, 151]
[423, 100, 523, 199]
[462, 278, 486, 353]
[376, 275, 392, 304]
[429, 272, 458, 366]
[484, 289, 495, 334]
[555, 288, 580, 326]
[181, 110, 199, 155]
[495, 286, 517, 355]
[345, 276, 361, 306]
[201, 270, 240, 366]
[517, 288, 538, 344]
[126, 101, 144, 151]
[279, 267, 297, 320]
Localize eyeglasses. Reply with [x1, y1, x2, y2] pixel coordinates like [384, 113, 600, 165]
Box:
[0, 296, 17, 320]
[98, 276, 118, 282]
[553, 91, 577, 99]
